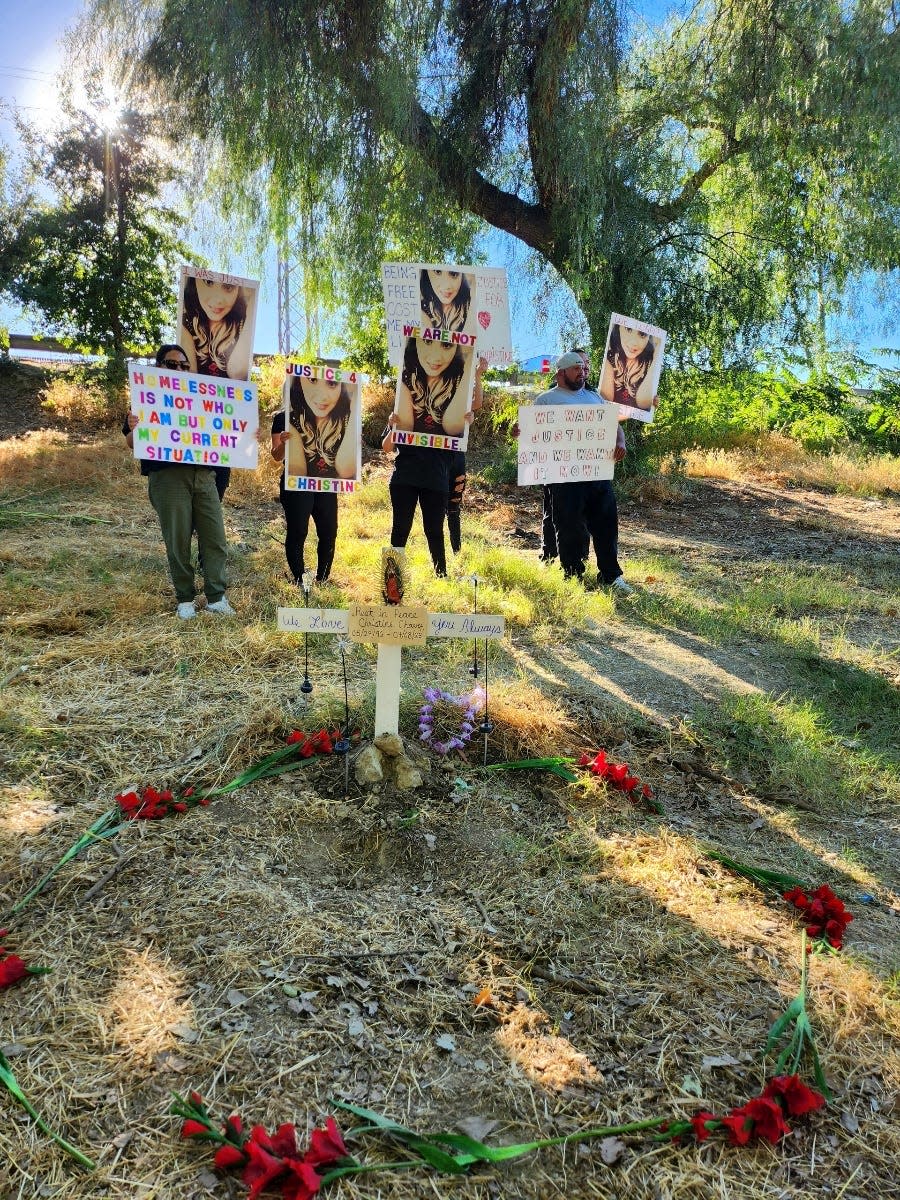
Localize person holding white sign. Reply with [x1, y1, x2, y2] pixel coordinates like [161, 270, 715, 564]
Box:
[123, 344, 235, 620]
[537, 352, 631, 594]
[270, 373, 356, 585]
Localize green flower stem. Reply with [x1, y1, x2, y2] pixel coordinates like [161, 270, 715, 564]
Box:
[10, 808, 121, 915]
[319, 1159, 422, 1183]
[0, 1052, 95, 1170]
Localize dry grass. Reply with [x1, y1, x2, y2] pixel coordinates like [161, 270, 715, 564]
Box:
[1, 421, 899, 1200]
[680, 434, 900, 496]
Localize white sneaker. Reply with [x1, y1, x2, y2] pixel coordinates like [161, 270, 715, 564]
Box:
[206, 597, 236, 616]
[177, 601, 197, 620]
[610, 577, 634, 596]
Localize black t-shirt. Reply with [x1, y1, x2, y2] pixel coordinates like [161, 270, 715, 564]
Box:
[385, 427, 452, 494]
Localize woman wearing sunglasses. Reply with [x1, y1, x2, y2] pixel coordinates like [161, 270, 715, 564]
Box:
[123, 344, 235, 620]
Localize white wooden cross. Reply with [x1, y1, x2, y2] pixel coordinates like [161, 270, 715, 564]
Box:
[276, 588, 504, 737]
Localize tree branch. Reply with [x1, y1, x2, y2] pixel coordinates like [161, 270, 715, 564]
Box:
[407, 98, 556, 257]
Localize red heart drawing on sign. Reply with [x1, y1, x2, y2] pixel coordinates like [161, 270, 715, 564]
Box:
[477, 310, 491, 329]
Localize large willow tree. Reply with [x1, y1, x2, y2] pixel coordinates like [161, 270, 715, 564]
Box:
[126, 0, 897, 359]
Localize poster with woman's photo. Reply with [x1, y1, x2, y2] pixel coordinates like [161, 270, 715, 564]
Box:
[382, 262, 513, 367]
[177, 266, 260, 382]
[391, 332, 476, 453]
[599, 313, 666, 423]
[283, 363, 362, 492]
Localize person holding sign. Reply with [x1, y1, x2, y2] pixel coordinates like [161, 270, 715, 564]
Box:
[537, 351, 631, 594]
[419, 268, 474, 333]
[180, 273, 254, 380]
[270, 373, 356, 585]
[123, 344, 235, 620]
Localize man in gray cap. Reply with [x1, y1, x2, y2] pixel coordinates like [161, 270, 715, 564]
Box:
[534, 351, 632, 593]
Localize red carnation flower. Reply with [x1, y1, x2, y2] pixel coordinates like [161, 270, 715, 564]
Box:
[287, 731, 306, 745]
[763, 1075, 826, 1117]
[783, 887, 808, 908]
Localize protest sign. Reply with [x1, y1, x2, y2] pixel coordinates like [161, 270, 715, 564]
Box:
[176, 266, 259, 382]
[599, 313, 666, 423]
[391, 329, 476, 454]
[382, 262, 512, 367]
[128, 363, 259, 469]
[283, 363, 363, 493]
[517, 403, 618, 484]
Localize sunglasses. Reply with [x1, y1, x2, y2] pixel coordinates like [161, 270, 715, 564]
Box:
[162, 358, 189, 370]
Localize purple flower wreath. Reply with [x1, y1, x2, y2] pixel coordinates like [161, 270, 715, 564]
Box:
[418, 686, 485, 755]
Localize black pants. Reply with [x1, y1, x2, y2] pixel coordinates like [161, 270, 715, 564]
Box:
[550, 480, 622, 582]
[389, 481, 448, 576]
[446, 451, 467, 554]
[279, 490, 338, 583]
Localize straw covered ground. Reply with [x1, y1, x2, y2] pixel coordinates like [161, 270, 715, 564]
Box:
[1, 397, 899, 1200]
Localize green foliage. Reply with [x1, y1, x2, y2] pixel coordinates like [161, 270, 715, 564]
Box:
[129, 0, 900, 364]
[0, 102, 189, 361]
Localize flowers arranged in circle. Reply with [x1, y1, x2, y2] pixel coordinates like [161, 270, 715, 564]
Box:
[418, 685, 485, 756]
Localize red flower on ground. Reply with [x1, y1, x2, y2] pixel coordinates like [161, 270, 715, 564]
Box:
[721, 1096, 788, 1145]
[287, 731, 306, 745]
[180, 1119, 210, 1139]
[784, 883, 853, 949]
[241, 1123, 323, 1200]
[763, 1075, 826, 1117]
[690, 1111, 718, 1141]
[304, 1116, 348, 1168]
[0, 953, 29, 988]
[214, 1142, 247, 1169]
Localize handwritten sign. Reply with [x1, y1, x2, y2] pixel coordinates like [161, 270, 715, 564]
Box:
[517, 404, 618, 485]
[277, 608, 349, 634]
[382, 262, 512, 367]
[427, 613, 505, 639]
[127, 363, 259, 469]
[348, 604, 428, 646]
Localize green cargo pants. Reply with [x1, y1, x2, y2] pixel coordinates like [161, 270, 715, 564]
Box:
[148, 467, 228, 603]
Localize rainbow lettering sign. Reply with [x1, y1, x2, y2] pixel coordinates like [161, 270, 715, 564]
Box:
[128, 363, 259, 469]
[282, 363, 363, 493]
[382, 261, 512, 367]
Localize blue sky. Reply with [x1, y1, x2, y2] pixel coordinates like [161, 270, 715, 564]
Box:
[2, 0, 897, 371]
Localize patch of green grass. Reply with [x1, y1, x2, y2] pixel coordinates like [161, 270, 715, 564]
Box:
[630, 554, 893, 654]
[694, 680, 900, 815]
